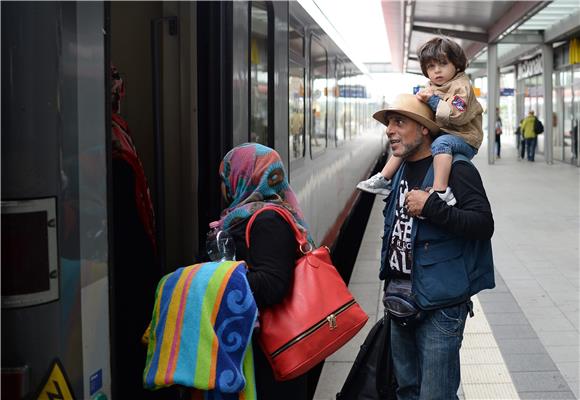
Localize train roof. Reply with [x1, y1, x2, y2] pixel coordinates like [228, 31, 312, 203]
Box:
[382, 0, 580, 76]
[294, 0, 371, 78]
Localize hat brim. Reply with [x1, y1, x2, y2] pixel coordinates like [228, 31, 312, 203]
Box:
[373, 109, 440, 135]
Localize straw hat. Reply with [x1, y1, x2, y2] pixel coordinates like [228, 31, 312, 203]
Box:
[372, 93, 440, 134]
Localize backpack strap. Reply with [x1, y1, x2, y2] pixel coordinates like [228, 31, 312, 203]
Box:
[244, 205, 311, 253]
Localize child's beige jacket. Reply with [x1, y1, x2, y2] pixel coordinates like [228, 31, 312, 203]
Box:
[429, 72, 484, 149]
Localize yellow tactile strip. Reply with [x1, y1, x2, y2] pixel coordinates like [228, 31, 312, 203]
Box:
[460, 296, 520, 399]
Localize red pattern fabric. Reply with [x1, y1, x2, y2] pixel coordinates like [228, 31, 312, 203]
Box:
[112, 113, 157, 252]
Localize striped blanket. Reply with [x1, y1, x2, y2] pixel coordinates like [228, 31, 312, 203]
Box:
[143, 261, 257, 399]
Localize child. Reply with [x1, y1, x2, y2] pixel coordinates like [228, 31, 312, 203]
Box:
[357, 36, 483, 204]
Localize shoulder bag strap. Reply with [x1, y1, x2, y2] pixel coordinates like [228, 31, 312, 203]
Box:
[244, 205, 310, 251]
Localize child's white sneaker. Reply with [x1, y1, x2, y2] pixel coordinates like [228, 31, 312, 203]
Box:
[436, 187, 457, 206]
[356, 173, 391, 196]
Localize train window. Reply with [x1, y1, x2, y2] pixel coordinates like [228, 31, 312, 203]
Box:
[310, 37, 327, 155]
[336, 64, 346, 143]
[1, 198, 59, 308]
[250, 1, 270, 145]
[327, 60, 337, 146]
[289, 22, 304, 58]
[289, 60, 305, 161]
[346, 73, 352, 140]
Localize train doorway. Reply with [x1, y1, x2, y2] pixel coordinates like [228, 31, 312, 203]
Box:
[107, 2, 200, 398]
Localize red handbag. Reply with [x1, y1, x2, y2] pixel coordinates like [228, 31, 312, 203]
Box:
[245, 206, 369, 381]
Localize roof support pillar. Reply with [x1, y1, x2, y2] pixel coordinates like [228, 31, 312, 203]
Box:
[515, 67, 525, 152]
[487, 43, 498, 165]
[542, 43, 553, 165]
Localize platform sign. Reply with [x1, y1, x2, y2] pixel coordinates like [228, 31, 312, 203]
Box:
[36, 359, 75, 400]
[500, 88, 515, 96]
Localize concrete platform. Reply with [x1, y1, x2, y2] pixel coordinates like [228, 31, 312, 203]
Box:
[314, 142, 579, 400]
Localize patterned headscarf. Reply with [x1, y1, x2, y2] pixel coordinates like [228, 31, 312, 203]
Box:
[216, 143, 313, 244]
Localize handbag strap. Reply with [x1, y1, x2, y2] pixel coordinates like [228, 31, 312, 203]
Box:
[244, 205, 311, 253]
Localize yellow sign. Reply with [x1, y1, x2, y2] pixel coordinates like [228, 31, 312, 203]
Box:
[37, 359, 75, 400]
[570, 38, 580, 64]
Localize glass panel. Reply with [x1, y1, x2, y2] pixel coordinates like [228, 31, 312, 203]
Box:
[537, 75, 545, 153]
[348, 74, 354, 139]
[2, 211, 50, 296]
[336, 66, 346, 143]
[553, 71, 564, 161]
[563, 71, 573, 162]
[344, 73, 351, 140]
[250, 2, 269, 145]
[310, 38, 327, 154]
[499, 72, 516, 135]
[289, 62, 305, 161]
[572, 64, 580, 164]
[289, 24, 304, 57]
[327, 66, 336, 145]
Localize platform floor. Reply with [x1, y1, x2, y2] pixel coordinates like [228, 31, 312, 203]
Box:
[314, 142, 579, 400]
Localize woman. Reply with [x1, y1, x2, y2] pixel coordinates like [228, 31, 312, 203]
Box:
[213, 143, 310, 399]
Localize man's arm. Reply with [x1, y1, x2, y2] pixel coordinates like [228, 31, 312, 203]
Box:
[420, 161, 494, 240]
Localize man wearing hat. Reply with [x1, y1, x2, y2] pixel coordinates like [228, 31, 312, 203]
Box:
[374, 94, 495, 399]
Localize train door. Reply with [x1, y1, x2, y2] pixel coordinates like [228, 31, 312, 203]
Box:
[108, 2, 199, 398]
[2, 2, 111, 398]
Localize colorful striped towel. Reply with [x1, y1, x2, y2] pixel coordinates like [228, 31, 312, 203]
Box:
[143, 261, 257, 399]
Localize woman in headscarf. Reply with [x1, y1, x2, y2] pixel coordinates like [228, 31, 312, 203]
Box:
[213, 143, 311, 399]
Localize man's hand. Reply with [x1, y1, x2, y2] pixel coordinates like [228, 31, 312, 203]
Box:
[415, 88, 433, 103]
[405, 189, 430, 217]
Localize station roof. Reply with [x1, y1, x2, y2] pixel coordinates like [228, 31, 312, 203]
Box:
[381, 0, 580, 76]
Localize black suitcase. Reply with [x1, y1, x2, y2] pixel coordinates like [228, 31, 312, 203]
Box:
[336, 314, 397, 400]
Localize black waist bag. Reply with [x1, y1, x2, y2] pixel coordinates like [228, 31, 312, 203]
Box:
[335, 314, 397, 400]
[383, 279, 424, 327]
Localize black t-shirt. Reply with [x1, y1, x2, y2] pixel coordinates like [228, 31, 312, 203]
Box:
[387, 156, 432, 279]
[386, 156, 494, 280]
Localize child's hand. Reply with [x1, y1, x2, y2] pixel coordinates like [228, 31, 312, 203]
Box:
[415, 88, 433, 103]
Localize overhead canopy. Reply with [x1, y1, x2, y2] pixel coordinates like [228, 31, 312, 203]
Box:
[382, 0, 580, 75]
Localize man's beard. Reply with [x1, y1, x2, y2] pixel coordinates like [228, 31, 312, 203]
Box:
[397, 126, 426, 159]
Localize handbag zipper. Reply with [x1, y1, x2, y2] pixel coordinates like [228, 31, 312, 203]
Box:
[271, 299, 357, 358]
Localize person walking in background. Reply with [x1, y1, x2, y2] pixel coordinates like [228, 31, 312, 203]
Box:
[357, 36, 483, 207]
[515, 119, 524, 160]
[372, 93, 495, 400]
[520, 110, 540, 162]
[213, 143, 311, 400]
[495, 107, 503, 159]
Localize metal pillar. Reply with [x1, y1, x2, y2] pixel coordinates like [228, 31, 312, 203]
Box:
[487, 43, 498, 165]
[542, 43, 554, 165]
[515, 67, 524, 150]
[516, 70, 525, 123]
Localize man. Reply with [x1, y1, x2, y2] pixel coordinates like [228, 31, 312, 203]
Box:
[520, 110, 539, 161]
[372, 93, 495, 400]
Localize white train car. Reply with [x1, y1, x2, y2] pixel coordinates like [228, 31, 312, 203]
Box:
[1, 2, 386, 399]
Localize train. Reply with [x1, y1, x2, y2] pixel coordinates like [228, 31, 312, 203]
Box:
[1, 1, 386, 399]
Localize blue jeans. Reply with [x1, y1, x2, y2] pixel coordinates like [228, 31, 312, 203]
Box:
[431, 134, 477, 159]
[390, 302, 470, 400]
[525, 137, 537, 161]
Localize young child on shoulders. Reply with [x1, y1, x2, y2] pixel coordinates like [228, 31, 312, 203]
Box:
[357, 36, 484, 204]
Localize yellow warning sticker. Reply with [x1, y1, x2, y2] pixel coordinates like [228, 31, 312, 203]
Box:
[36, 359, 75, 400]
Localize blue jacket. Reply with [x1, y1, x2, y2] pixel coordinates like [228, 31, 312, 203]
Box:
[380, 155, 495, 310]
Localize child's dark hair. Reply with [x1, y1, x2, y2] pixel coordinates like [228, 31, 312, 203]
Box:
[417, 36, 467, 78]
